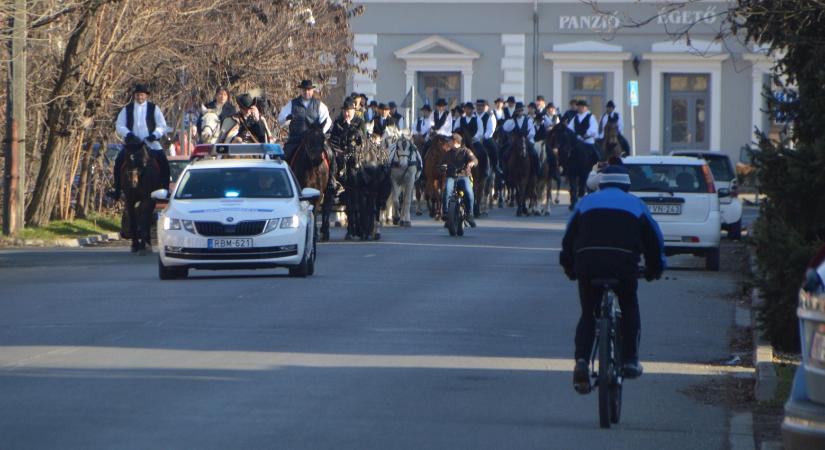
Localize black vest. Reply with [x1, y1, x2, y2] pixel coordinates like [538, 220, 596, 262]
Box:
[600, 112, 619, 134]
[125, 102, 157, 134]
[460, 115, 478, 138]
[288, 97, 320, 141]
[481, 113, 492, 136]
[433, 111, 449, 131]
[504, 107, 514, 120]
[510, 117, 530, 137]
[392, 112, 403, 125]
[574, 113, 593, 138]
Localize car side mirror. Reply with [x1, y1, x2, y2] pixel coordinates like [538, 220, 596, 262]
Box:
[150, 189, 170, 200]
[299, 187, 321, 202]
[717, 188, 731, 198]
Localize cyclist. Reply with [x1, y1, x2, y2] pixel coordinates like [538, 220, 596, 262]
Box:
[560, 165, 666, 394]
[441, 133, 478, 228]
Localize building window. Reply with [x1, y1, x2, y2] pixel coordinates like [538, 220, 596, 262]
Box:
[417, 72, 462, 110]
[570, 73, 606, 118]
[664, 74, 710, 151]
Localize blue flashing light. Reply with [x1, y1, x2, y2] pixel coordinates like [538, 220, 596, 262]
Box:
[263, 143, 284, 157]
[224, 191, 240, 198]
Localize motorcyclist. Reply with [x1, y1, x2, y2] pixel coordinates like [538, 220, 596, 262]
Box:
[109, 83, 170, 199]
[441, 133, 478, 228]
[560, 165, 666, 394]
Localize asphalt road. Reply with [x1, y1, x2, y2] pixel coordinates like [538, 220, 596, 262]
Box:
[0, 205, 749, 449]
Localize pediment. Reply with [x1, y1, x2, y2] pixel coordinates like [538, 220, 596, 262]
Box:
[651, 38, 723, 54]
[395, 35, 480, 60]
[552, 40, 624, 53]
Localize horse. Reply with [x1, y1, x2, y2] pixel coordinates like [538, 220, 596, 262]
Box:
[385, 129, 422, 226]
[505, 130, 535, 217]
[461, 131, 491, 218]
[598, 122, 627, 160]
[119, 143, 163, 255]
[411, 134, 428, 216]
[566, 137, 600, 210]
[341, 131, 391, 241]
[288, 122, 333, 241]
[199, 107, 221, 144]
[422, 134, 451, 220]
[531, 141, 554, 216]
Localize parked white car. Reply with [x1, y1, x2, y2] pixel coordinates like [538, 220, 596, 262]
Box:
[152, 144, 319, 280]
[670, 150, 744, 239]
[623, 155, 723, 271]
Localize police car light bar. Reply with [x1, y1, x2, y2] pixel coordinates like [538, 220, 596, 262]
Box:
[212, 143, 284, 157]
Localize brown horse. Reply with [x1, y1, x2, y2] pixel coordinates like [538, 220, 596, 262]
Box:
[506, 131, 535, 217]
[599, 122, 625, 161]
[119, 143, 163, 254]
[423, 134, 451, 219]
[289, 122, 331, 240]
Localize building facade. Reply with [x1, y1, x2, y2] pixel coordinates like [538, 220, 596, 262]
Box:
[349, 0, 777, 158]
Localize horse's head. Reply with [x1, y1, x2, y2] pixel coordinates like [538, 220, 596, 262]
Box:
[301, 121, 327, 163]
[509, 131, 527, 158]
[200, 108, 220, 144]
[603, 122, 619, 145]
[123, 142, 149, 190]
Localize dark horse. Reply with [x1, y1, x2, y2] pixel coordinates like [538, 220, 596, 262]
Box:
[289, 122, 333, 241]
[505, 129, 535, 217]
[120, 143, 162, 254]
[556, 124, 598, 210]
[341, 132, 391, 241]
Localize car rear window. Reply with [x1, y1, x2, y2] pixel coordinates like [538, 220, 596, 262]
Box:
[626, 164, 710, 194]
[674, 153, 735, 182]
[175, 167, 294, 199]
[169, 160, 189, 183]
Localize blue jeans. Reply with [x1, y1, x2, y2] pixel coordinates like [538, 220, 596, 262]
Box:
[443, 176, 474, 216]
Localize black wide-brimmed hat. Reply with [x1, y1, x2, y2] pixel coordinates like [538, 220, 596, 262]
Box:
[576, 99, 589, 107]
[296, 80, 316, 90]
[236, 93, 256, 109]
[494, 98, 503, 104]
[463, 102, 474, 109]
[133, 83, 151, 95]
[388, 101, 397, 109]
[436, 98, 448, 107]
[476, 99, 487, 105]
[369, 100, 378, 107]
[515, 102, 525, 110]
[420, 104, 432, 111]
[506, 96, 516, 103]
[606, 100, 616, 108]
[342, 98, 356, 110]
[536, 95, 546, 102]
[378, 103, 390, 110]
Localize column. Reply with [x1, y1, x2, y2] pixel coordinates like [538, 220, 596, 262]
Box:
[501, 34, 525, 101]
[461, 69, 473, 102]
[353, 34, 378, 98]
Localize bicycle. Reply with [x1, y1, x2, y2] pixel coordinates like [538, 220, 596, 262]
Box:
[588, 276, 627, 429]
[440, 164, 471, 237]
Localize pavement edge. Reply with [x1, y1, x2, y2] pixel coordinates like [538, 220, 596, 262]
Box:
[748, 249, 778, 402]
[1, 232, 121, 249]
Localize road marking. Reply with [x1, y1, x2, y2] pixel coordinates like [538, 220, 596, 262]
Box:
[0, 346, 754, 377]
[327, 241, 561, 252]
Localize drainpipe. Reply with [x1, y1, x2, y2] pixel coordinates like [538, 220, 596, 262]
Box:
[532, 0, 539, 100]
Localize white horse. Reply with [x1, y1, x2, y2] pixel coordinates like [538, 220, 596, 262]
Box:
[384, 127, 422, 227]
[199, 106, 221, 144]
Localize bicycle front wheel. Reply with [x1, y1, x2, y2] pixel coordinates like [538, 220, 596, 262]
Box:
[598, 317, 612, 429]
[447, 199, 460, 236]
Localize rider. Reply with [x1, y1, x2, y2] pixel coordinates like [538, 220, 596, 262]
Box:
[459, 102, 488, 181]
[329, 98, 365, 175]
[432, 98, 453, 138]
[109, 83, 170, 200]
[441, 133, 478, 228]
[504, 96, 517, 121]
[413, 104, 434, 138]
[372, 103, 393, 137]
[277, 79, 332, 162]
[562, 99, 578, 124]
[501, 102, 541, 177]
[477, 99, 502, 177]
[598, 100, 624, 139]
[203, 86, 236, 126]
[389, 101, 405, 130]
[568, 99, 600, 160]
[560, 165, 666, 394]
[219, 93, 272, 144]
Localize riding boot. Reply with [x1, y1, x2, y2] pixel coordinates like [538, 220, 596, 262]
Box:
[108, 149, 125, 199]
[152, 150, 171, 189]
[326, 147, 340, 192]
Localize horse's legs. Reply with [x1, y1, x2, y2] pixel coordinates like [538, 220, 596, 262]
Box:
[126, 200, 140, 252]
[320, 196, 332, 242]
[400, 171, 416, 224]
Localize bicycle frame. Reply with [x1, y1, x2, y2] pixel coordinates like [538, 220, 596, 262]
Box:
[590, 282, 624, 428]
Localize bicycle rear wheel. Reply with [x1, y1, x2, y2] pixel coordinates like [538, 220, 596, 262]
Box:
[610, 316, 623, 424]
[598, 317, 612, 429]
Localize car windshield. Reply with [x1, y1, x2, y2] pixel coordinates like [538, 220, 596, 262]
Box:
[175, 167, 293, 199]
[626, 164, 709, 194]
[169, 160, 189, 183]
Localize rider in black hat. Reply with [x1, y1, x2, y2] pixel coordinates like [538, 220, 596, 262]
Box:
[277, 80, 332, 161]
[329, 98, 365, 176]
[388, 101, 405, 130]
[219, 93, 272, 144]
[109, 83, 170, 200]
[432, 98, 453, 137]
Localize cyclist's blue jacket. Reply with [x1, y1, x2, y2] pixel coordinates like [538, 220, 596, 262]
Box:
[560, 187, 666, 279]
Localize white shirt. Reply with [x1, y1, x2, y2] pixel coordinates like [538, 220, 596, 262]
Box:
[480, 112, 497, 140]
[502, 116, 536, 143]
[452, 116, 462, 132]
[568, 111, 599, 144]
[115, 101, 167, 151]
[277, 98, 332, 134]
[413, 116, 434, 136]
[433, 111, 453, 137]
[542, 113, 559, 129]
[393, 115, 406, 130]
[494, 108, 504, 121]
[599, 111, 624, 138]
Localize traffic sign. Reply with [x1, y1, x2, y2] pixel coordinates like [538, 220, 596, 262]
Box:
[628, 80, 639, 107]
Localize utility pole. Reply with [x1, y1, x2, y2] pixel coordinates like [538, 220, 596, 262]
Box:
[3, 0, 26, 236]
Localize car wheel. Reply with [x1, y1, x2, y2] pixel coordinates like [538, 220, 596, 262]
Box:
[289, 232, 312, 278]
[705, 247, 720, 272]
[307, 233, 316, 276]
[727, 219, 742, 240]
[158, 258, 187, 280]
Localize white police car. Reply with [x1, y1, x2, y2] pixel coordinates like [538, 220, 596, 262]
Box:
[151, 143, 319, 280]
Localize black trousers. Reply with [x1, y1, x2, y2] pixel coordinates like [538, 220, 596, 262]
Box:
[574, 277, 641, 362]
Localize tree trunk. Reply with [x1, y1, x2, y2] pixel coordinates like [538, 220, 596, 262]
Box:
[76, 142, 94, 218]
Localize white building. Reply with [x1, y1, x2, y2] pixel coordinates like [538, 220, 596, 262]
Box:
[349, 0, 778, 159]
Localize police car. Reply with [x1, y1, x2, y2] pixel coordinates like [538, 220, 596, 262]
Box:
[151, 143, 319, 280]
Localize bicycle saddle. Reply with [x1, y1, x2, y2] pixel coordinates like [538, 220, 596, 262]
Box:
[590, 278, 619, 288]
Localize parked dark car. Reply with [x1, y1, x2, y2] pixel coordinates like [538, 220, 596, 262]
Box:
[783, 245, 825, 448]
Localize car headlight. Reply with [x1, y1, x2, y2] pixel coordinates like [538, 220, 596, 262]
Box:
[163, 217, 181, 230]
[280, 215, 300, 229]
[182, 220, 196, 233]
[264, 218, 280, 234]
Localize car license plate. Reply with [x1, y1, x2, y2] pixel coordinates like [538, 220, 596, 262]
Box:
[208, 238, 253, 249]
[812, 332, 825, 364]
[648, 204, 682, 215]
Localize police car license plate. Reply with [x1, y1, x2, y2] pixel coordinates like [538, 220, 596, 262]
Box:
[648, 204, 682, 215]
[812, 331, 825, 364]
[208, 238, 253, 249]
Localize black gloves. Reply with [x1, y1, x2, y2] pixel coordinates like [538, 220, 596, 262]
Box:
[145, 134, 158, 142]
[644, 268, 662, 282]
[125, 133, 141, 145]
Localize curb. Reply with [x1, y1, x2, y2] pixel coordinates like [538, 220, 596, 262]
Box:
[1, 232, 121, 249]
[748, 249, 779, 403]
